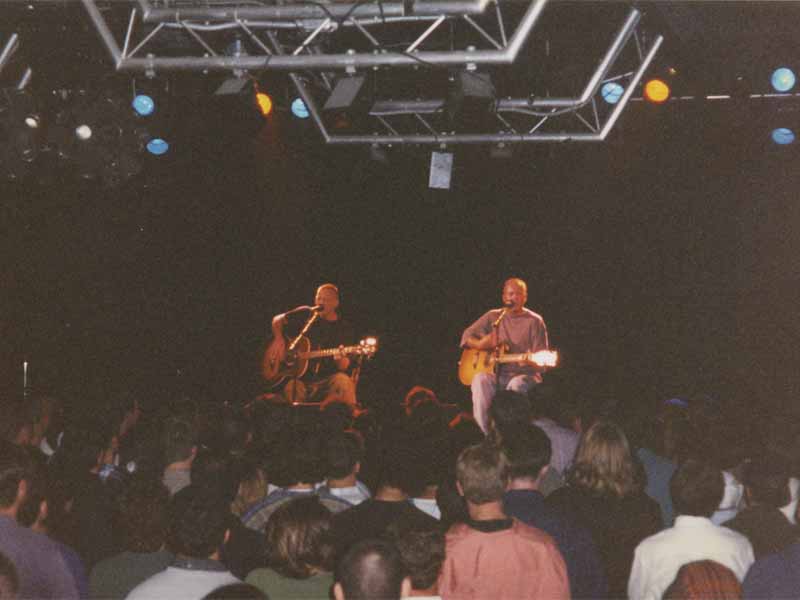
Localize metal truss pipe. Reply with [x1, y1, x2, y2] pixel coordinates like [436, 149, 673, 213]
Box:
[137, 0, 492, 22]
[528, 6, 639, 108]
[331, 34, 662, 145]
[0, 33, 20, 76]
[83, 0, 548, 71]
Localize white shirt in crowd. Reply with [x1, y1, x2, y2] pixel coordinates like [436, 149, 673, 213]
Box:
[628, 515, 754, 600]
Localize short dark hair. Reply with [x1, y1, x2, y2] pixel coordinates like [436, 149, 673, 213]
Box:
[385, 516, 444, 591]
[502, 425, 552, 481]
[671, 459, 724, 517]
[0, 441, 30, 507]
[456, 442, 509, 505]
[264, 496, 335, 579]
[191, 449, 243, 505]
[325, 431, 364, 480]
[488, 391, 532, 436]
[168, 494, 229, 558]
[742, 456, 791, 508]
[335, 539, 406, 600]
[118, 475, 171, 552]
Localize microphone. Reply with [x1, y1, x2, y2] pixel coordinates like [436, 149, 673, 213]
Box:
[284, 305, 320, 316]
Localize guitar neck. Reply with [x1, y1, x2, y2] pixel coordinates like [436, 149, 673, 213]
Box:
[300, 345, 359, 360]
[496, 353, 531, 363]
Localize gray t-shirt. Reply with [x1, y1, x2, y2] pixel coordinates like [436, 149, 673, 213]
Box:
[460, 308, 549, 377]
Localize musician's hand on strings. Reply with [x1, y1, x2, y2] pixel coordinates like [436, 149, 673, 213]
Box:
[334, 346, 350, 372]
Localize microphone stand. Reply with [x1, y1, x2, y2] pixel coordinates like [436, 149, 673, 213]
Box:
[287, 311, 320, 404]
[491, 308, 508, 396]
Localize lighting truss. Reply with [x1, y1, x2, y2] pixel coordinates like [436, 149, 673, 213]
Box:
[79, 0, 663, 145]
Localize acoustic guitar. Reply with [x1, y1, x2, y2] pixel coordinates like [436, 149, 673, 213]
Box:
[263, 336, 378, 387]
[458, 347, 558, 386]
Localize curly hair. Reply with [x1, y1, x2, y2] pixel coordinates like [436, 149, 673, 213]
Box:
[568, 420, 637, 497]
[264, 496, 335, 579]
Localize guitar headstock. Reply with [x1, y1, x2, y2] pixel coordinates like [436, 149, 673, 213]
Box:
[358, 337, 379, 358]
[530, 349, 559, 368]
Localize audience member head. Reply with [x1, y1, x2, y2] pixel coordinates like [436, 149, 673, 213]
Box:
[487, 390, 531, 443]
[190, 449, 244, 506]
[386, 515, 444, 595]
[163, 417, 198, 466]
[231, 453, 267, 517]
[456, 442, 509, 505]
[270, 427, 324, 488]
[0, 551, 19, 599]
[264, 496, 335, 579]
[741, 455, 791, 509]
[502, 424, 552, 484]
[569, 419, 637, 497]
[334, 539, 410, 600]
[662, 560, 742, 600]
[325, 430, 364, 482]
[117, 475, 171, 553]
[15, 448, 48, 529]
[199, 406, 251, 457]
[168, 494, 230, 559]
[0, 441, 33, 515]
[202, 583, 268, 600]
[373, 436, 418, 496]
[0, 401, 32, 446]
[25, 394, 62, 448]
[320, 400, 356, 433]
[403, 386, 439, 416]
[671, 459, 724, 518]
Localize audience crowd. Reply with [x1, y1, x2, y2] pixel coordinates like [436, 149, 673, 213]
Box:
[0, 381, 798, 599]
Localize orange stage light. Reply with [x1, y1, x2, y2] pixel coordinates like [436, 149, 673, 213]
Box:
[255, 92, 273, 116]
[644, 79, 670, 103]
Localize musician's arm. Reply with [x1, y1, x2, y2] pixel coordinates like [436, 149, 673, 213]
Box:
[460, 311, 497, 349]
[267, 314, 288, 364]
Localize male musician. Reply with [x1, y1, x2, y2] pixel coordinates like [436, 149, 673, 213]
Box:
[268, 284, 357, 406]
[461, 278, 549, 433]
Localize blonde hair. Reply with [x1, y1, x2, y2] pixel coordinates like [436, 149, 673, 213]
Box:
[456, 442, 509, 504]
[569, 419, 637, 497]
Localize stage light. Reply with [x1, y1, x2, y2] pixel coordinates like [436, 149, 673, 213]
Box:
[255, 91, 273, 116]
[0, 88, 42, 179]
[146, 138, 169, 155]
[601, 82, 624, 104]
[644, 78, 670, 103]
[291, 98, 309, 119]
[75, 124, 92, 140]
[132, 94, 155, 116]
[771, 127, 795, 145]
[446, 71, 496, 129]
[771, 67, 796, 93]
[324, 76, 366, 111]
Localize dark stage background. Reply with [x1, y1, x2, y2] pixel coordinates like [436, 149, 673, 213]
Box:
[2, 88, 799, 425]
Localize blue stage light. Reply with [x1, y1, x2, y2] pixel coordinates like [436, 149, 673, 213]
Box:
[291, 98, 310, 118]
[146, 138, 169, 155]
[601, 82, 624, 104]
[132, 94, 155, 116]
[771, 68, 796, 93]
[771, 127, 795, 145]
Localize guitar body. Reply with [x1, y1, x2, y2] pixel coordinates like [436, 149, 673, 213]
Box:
[458, 348, 498, 386]
[262, 336, 311, 387]
[458, 347, 559, 386]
